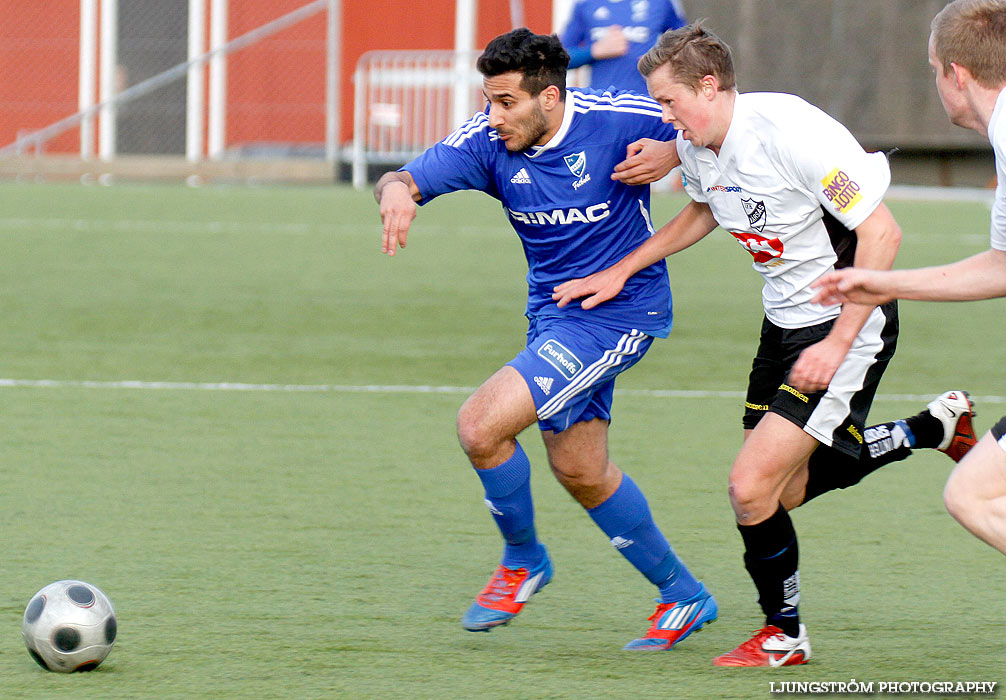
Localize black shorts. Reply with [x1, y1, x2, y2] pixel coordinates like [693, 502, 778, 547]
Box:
[993, 415, 1006, 452]
[743, 301, 899, 458]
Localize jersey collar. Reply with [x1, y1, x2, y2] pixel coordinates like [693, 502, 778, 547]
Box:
[527, 90, 575, 159]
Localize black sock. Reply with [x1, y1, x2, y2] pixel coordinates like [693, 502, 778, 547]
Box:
[802, 416, 925, 505]
[902, 410, 945, 449]
[738, 504, 800, 638]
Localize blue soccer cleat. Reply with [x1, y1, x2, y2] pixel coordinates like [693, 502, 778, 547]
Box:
[461, 549, 553, 632]
[623, 584, 718, 650]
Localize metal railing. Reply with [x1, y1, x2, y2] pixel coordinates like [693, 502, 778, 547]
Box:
[352, 49, 484, 189]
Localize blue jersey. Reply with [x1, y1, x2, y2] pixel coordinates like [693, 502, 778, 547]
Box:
[403, 88, 677, 337]
[561, 0, 687, 94]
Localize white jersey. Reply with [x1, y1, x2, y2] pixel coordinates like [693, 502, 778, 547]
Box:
[988, 86, 1006, 251]
[678, 92, 891, 328]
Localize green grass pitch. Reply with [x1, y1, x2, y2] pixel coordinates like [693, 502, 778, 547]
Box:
[0, 182, 1002, 699]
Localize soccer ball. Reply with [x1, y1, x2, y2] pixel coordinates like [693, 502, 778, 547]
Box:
[22, 580, 117, 672]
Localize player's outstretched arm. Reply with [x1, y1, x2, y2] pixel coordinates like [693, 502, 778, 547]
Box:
[375, 171, 422, 256]
[789, 203, 901, 392]
[553, 200, 717, 309]
[811, 267, 895, 307]
[813, 248, 1006, 305]
[611, 138, 680, 186]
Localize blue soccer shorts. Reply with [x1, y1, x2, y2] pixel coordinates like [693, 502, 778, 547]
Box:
[507, 315, 653, 433]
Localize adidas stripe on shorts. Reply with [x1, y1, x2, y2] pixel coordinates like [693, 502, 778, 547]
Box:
[742, 301, 899, 458]
[507, 315, 653, 433]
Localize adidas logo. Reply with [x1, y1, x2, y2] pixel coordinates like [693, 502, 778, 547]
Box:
[533, 376, 553, 395]
[610, 535, 634, 550]
[484, 498, 503, 516]
[510, 167, 532, 184]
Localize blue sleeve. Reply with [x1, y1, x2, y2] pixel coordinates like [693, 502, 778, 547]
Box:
[607, 88, 678, 142]
[567, 46, 593, 70]
[560, 4, 593, 68]
[664, 0, 687, 30]
[400, 116, 496, 205]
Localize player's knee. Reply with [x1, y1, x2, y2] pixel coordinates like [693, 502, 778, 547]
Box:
[456, 402, 501, 460]
[728, 476, 773, 525]
[550, 463, 609, 505]
[942, 472, 974, 524]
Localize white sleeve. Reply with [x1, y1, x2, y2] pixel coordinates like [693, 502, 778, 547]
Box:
[991, 131, 1006, 251]
[780, 105, 891, 230]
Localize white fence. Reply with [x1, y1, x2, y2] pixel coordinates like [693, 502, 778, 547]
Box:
[352, 50, 484, 189]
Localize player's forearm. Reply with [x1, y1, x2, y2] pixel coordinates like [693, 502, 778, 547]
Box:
[879, 249, 1006, 302]
[566, 46, 592, 69]
[637, 200, 718, 266]
[828, 203, 902, 345]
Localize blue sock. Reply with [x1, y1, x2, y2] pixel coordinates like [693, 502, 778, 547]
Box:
[587, 473, 701, 603]
[473, 441, 545, 569]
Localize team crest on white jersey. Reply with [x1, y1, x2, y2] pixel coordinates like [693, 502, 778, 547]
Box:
[741, 197, 767, 232]
[533, 376, 554, 395]
[510, 167, 531, 184]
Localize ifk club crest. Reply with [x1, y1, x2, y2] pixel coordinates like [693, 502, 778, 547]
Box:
[564, 151, 586, 178]
[741, 197, 767, 232]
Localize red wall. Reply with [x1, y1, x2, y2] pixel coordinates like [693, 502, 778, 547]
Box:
[0, 0, 82, 152]
[227, 2, 328, 150]
[340, 0, 554, 146]
[0, 0, 555, 154]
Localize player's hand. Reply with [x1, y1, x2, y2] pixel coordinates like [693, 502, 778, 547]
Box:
[811, 268, 894, 306]
[787, 336, 848, 393]
[612, 139, 680, 185]
[552, 266, 627, 310]
[379, 181, 417, 256]
[591, 26, 629, 60]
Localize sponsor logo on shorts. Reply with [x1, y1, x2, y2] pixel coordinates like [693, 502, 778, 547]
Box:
[779, 383, 809, 403]
[820, 167, 862, 213]
[847, 424, 863, 444]
[533, 375, 554, 395]
[537, 339, 582, 380]
[706, 185, 742, 193]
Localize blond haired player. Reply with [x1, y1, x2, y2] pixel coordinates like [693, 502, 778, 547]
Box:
[815, 0, 1006, 557]
[554, 22, 977, 666]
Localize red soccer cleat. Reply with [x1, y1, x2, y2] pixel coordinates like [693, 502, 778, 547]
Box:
[461, 551, 552, 631]
[713, 624, 811, 667]
[928, 391, 977, 462]
[623, 584, 718, 651]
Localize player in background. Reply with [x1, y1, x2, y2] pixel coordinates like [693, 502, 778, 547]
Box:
[560, 0, 687, 95]
[553, 22, 977, 666]
[814, 0, 1006, 557]
[375, 28, 718, 650]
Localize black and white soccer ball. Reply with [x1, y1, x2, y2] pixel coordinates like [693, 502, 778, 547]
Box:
[22, 580, 117, 672]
